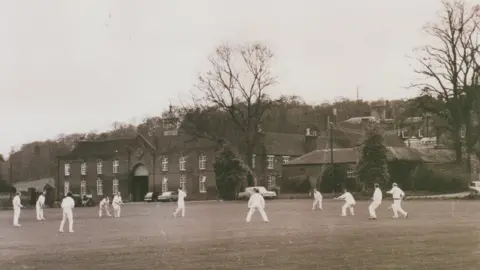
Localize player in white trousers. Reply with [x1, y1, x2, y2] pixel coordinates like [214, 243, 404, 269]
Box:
[334, 189, 356, 216]
[112, 192, 124, 218]
[59, 192, 75, 233]
[36, 191, 46, 220]
[312, 188, 323, 210]
[246, 188, 269, 223]
[386, 183, 408, 219]
[98, 196, 112, 217]
[173, 189, 187, 218]
[368, 183, 382, 220]
[12, 192, 23, 227]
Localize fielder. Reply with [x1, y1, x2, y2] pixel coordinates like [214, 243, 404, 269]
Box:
[312, 188, 323, 210]
[59, 192, 75, 233]
[98, 195, 112, 217]
[173, 189, 187, 218]
[386, 183, 408, 219]
[112, 192, 124, 218]
[246, 188, 269, 223]
[368, 183, 382, 220]
[36, 191, 46, 221]
[12, 192, 23, 227]
[334, 189, 356, 217]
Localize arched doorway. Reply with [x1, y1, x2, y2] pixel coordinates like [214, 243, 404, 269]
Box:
[131, 164, 149, 202]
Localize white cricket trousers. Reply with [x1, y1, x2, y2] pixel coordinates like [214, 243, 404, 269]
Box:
[113, 205, 121, 218]
[59, 209, 73, 232]
[312, 198, 323, 210]
[99, 205, 111, 217]
[391, 199, 407, 218]
[13, 207, 21, 226]
[341, 202, 355, 216]
[368, 201, 381, 218]
[174, 203, 185, 217]
[246, 206, 269, 222]
[36, 206, 44, 220]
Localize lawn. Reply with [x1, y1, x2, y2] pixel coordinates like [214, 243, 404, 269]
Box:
[0, 199, 480, 269]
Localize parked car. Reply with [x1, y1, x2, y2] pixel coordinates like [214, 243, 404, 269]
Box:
[144, 192, 160, 202]
[157, 191, 179, 202]
[238, 186, 277, 200]
[71, 194, 84, 207]
[81, 194, 96, 207]
[469, 181, 480, 194]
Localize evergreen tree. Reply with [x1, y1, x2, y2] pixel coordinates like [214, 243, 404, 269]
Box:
[357, 125, 390, 190]
[213, 145, 248, 200]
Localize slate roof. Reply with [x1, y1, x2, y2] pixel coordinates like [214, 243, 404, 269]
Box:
[285, 147, 456, 166]
[261, 133, 344, 156]
[13, 177, 56, 192]
[61, 137, 139, 159]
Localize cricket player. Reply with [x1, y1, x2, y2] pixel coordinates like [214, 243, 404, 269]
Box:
[12, 192, 23, 227]
[59, 192, 75, 233]
[386, 183, 408, 219]
[173, 189, 187, 218]
[98, 195, 112, 217]
[312, 188, 323, 210]
[334, 189, 356, 216]
[112, 192, 124, 218]
[36, 191, 46, 221]
[246, 188, 269, 223]
[368, 183, 382, 220]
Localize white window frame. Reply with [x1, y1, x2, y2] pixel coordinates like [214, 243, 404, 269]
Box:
[199, 154, 206, 170]
[267, 174, 276, 190]
[460, 126, 466, 138]
[252, 154, 256, 169]
[180, 175, 187, 192]
[179, 156, 186, 171]
[112, 159, 119, 174]
[112, 179, 119, 195]
[282, 156, 290, 164]
[64, 163, 70, 176]
[96, 160, 103, 174]
[161, 157, 168, 172]
[64, 181, 70, 195]
[96, 178, 103, 195]
[80, 162, 87, 176]
[346, 168, 356, 179]
[267, 155, 274, 169]
[418, 128, 423, 138]
[80, 180, 87, 196]
[162, 177, 168, 193]
[199, 175, 207, 193]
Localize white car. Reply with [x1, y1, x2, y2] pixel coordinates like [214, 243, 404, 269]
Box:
[238, 186, 277, 200]
[469, 181, 480, 194]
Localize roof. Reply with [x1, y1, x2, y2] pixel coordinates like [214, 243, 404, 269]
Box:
[62, 137, 139, 159]
[261, 133, 343, 156]
[285, 147, 456, 166]
[13, 178, 55, 192]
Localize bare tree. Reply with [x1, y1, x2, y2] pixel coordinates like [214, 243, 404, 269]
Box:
[174, 43, 278, 186]
[412, 0, 480, 162]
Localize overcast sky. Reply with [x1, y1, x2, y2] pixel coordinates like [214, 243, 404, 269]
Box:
[0, 0, 444, 158]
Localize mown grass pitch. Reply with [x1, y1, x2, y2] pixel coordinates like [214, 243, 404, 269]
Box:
[0, 199, 479, 269]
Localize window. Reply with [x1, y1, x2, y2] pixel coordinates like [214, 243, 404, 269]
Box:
[64, 181, 70, 195]
[199, 154, 206, 170]
[112, 159, 119, 174]
[418, 129, 423, 138]
[80, 162, 87, 176]
[64, 163, 70, 176]
[97, 160, 103, 174]
[113, 179, 119, 195]
[96, 178, 103, 195]
[180, 175, 187, 192]
[460, 126, 466, 138]
[161, 157, 168, 172]
[267, 155, 274, 169]
[267, 174, 276, 190]
[179, 156, 186, 171]
[80, 180, 87, 196]
[346, 168, 356, 179]
[282, 156, 290, 164]
[162, 177, 168, 193]
[199, 176, 207, 193]
[252, 154, 256, 169]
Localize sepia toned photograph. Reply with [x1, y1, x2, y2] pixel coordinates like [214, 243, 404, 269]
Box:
[1, 0, 480, 269]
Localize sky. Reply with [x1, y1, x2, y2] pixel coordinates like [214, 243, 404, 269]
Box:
[0, 0, 445, 158]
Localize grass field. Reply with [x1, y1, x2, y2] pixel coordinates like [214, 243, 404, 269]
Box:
[1, 199, 480, 269]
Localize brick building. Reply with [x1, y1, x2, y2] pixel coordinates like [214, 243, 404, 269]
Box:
[57, 125, 333, 201]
